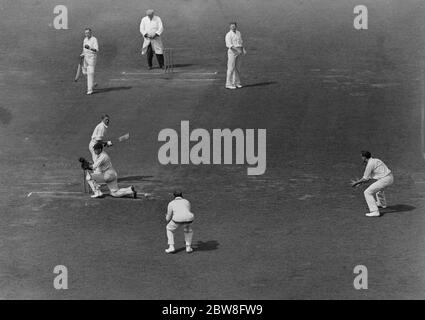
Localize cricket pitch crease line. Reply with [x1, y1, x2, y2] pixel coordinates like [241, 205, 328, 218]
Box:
[27, 191, 82, 197]
[26, 182, 73, 185]
[121, 72, 218, 75]
[27, 191, 157, 199]
[110, 78, 219, 81]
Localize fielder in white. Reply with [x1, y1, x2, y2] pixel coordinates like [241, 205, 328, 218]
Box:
[140, 9, 164, 69]
[351, 151, 394, 217]
[89, 114, 112, 162]
[165, 191, 194, 254]
[86, 142, 137, 199]
[80, 28, 99, 95]
[225, 22, 246, 90]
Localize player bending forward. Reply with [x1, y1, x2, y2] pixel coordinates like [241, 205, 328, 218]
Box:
[351, 151, 394, 217]
[86, 142, 137, 199]
[165, 191, 194, 254]
[89, 114, 112, 162]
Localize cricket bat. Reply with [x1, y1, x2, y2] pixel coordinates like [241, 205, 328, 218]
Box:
[74, 56, 84, 82]
[117, 133, 130, 142]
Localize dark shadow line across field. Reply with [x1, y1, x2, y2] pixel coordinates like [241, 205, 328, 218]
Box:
[118, 175, 155, 182]
[93, 86, 132, 94]
[172, 63, 194, 68]
[380, 204, 416, 216]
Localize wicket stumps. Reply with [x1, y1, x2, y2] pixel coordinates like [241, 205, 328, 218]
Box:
[164, 48, 174, 73]
[83, 170, 91, 194]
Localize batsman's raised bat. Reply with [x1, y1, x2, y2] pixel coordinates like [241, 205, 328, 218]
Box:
[118, 133, 130, 142]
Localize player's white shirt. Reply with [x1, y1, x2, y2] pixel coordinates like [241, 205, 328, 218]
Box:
[363, 158, 391, 180]
[140, 15, 163, 37]
[166, 197, 194, 223]
[225, 30, 243, 49]
[83, 36, 99, 57]
[92, 151, 113, 173]
[82, 36, 99, 68]
[91, 122, 108, 143]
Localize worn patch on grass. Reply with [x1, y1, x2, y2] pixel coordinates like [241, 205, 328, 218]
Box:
[0, 107, 12, 125]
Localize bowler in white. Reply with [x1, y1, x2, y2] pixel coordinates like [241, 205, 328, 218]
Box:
[225, 22, 246, 89]
[351, 151, 394, 217]
[89, 114, 112, 162]
[165, 191, 195, 254]
[80, 28, 99, 95]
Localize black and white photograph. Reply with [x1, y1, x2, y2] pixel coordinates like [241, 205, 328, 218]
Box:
[0, 0, 424, 305]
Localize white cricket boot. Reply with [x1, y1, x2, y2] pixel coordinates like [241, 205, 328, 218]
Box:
[365, 211, 380, 217]
[165, 245, 175, 254]
[91, 190, 103, 198]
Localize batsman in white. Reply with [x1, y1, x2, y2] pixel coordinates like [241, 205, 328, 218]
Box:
[225, 22, 247, 90]
[89, 114, 112, 162]
[165, 191, 194, 254]
[81, 28, 99, 95]
[351, 151, 394, 217]
[86, 142, 137, 199]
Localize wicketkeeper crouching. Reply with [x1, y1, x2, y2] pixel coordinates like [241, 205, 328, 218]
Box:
[165, 191, 194, 254]
[80, 142, 137, 199]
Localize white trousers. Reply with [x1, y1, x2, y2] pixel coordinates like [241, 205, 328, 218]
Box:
[87, 170, 133, 197]
[364, 173, 394, 213]
[88, 140, 97, 162]
[166, 220, 193, 246]
[82, 57, 96, 93]
[226, 50, 242, 87]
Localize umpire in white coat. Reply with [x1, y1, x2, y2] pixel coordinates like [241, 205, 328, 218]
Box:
[140, 9, 164, 69]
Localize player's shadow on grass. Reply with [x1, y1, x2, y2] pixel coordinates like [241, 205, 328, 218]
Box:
[380, 204, 416, 216]
[173, 241, 219, 254]
[242, 81, 277, 88]
[93, 86, 132, 94]
[172, 63, 194, 68]
[167, 241, 219, 254]
[193, 240, 219, 252]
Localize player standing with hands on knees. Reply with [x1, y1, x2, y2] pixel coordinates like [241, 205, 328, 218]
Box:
[351, 151, 394, 217]
[165, 191, 194, 254]
[225, 22, 246, 90]
[81, 28, 99, 95]
[140, 9, 164, 70]
[89, 114, 112, 162]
